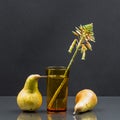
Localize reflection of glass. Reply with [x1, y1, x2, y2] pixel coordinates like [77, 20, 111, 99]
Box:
[47, 112, 66, 120]
[17, 112, 42, 120]
[46, 66, 69, 112]
[73, 111, 97, 120]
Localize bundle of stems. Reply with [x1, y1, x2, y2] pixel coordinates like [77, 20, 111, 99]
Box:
[48, 23, 95, 108]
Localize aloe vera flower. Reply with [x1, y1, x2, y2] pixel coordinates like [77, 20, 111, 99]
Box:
[70, 23, 95, 60]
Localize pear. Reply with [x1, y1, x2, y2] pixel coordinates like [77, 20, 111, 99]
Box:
[74, 89, 98, 114]
[17, 74, 43, 111]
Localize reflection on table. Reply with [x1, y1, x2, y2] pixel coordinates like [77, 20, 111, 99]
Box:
[17, 111, 97, 120]
[17, 112, 42, 120]
[73, 111, 97, 120]
[47, 112, 67, 120]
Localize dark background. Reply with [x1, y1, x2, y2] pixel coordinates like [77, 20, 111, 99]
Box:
[0, 0, 120, 96]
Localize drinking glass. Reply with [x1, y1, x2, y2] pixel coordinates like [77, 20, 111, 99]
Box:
[46, 66, 69, 112]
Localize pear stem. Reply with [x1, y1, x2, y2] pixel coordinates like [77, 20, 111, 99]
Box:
[40, 75, 48, 78]
[48, 36, 83, 108]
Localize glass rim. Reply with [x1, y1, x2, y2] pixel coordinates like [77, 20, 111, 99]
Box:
[46, 66, 66, 70]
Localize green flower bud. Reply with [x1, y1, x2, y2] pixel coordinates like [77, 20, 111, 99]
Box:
[85, 42, 92, 51]
[81, 51, 86, 60]
[68, 39, 77, 53]
[72, 31, 79, 36]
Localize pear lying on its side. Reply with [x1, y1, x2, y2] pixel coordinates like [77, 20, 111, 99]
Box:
[17, 74, 42, 111]
[74, 89, 98, 114]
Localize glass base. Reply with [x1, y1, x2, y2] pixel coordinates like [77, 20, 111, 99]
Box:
[47, 108, 67, 112]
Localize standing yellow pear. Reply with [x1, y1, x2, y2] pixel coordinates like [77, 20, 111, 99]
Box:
[17, 74, 42, 111]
